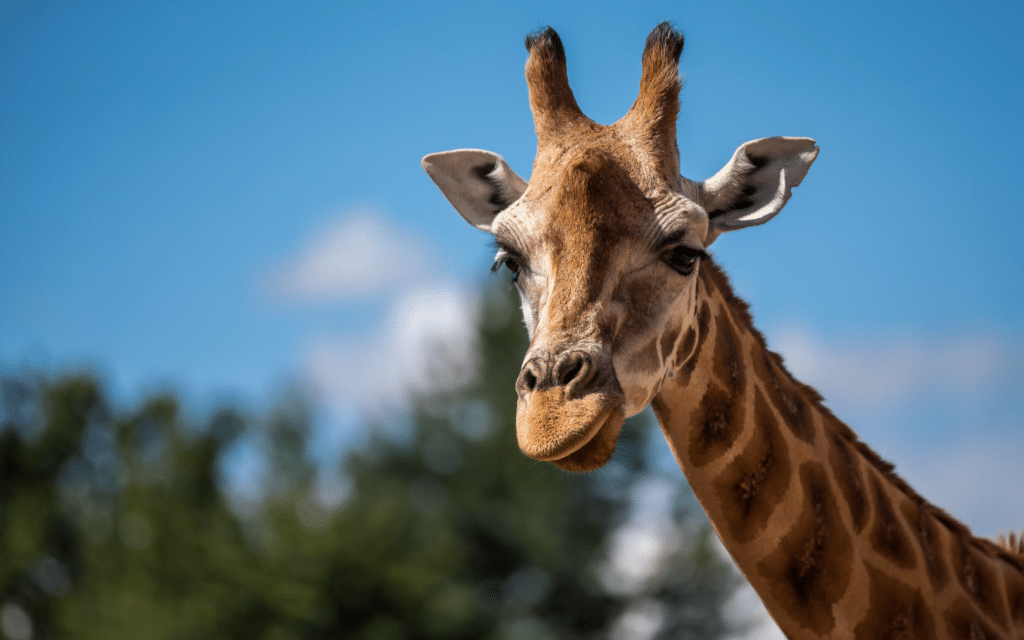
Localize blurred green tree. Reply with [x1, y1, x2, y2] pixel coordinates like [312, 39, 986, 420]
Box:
[0, 284, 740, 640]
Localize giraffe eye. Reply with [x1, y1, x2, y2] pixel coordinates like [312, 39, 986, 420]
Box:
[492, 256, 522, 284]
[663, 245, 705, 276]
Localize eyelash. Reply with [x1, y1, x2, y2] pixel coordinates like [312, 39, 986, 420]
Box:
[491, 251, 523, 284]
[662, 245, 708, 275]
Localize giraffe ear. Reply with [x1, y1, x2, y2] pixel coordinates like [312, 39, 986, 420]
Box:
[685, 137, 818, 242]
[422, 149, 528, 232]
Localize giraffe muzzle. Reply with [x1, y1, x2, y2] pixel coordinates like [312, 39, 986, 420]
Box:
[513, 347, 626, 471]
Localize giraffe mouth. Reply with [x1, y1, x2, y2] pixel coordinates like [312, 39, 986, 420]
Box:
[549, 408, 626, 473]
[515, 391, 626, 472]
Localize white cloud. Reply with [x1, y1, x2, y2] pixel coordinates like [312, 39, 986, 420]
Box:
[770, 326, 1014, 409]
[267, 213, 431, 303]
[302, 283, 479, 413]
[263, 210, 483, 444]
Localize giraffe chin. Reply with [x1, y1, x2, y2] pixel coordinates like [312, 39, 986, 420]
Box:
[515, 391, 626, 473]
[549, 409, 625, 473]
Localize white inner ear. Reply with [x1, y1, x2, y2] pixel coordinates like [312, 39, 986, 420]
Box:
[489, 159, 529, 208]
[421, 149, 527, 232]
[689, 137, 818, 235]
[733, 167, 788, 224]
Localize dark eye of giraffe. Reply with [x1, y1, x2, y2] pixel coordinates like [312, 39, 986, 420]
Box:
[491, 255, 522, 284]
[663, 245, 706, 276]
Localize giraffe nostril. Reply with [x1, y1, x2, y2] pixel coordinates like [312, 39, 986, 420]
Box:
[523, 368, 538, 391]
[555, 351, 595, 395]
[516, 358, 545, 397]
[559, 356, 584, 386]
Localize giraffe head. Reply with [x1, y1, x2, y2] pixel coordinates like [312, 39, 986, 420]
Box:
[423, 23, 818, 472]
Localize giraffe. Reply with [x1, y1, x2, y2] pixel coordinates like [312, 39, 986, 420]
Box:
[422, 23, 1024, 639]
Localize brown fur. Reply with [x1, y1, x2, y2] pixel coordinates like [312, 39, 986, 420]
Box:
[756, 462, 854, 636]
[855, 564, 936, 640]
[695, 260, 1024, 637]
[714, 388, 793, 544]
[944, 597, 1005, 640]
[619, 22, 685, 182]
[703, 260, 1024, 575]
[524, 27, 588, 141]
[868, 473, 919, 570]
[902, 499, 952, 590]
[829, 430, 869, 534]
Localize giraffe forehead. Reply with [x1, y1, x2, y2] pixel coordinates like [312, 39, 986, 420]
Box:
[507, 147, 659, 253]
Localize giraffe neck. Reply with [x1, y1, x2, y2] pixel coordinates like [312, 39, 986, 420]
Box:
[650, 261, 1024, 640]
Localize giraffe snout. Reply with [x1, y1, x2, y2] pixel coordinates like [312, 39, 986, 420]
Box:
[516, 350, 598, 399]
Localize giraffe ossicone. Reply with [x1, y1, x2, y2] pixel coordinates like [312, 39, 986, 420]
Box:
[424, 22, 1024, 640]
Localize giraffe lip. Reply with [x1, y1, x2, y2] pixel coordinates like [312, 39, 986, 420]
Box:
[551, 408, 626, 472]
[514, 390, 624, 464]
[529, 405, 616, 462]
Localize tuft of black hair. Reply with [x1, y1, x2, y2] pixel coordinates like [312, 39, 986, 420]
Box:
[524, 26, 566, 65]
[644, 21, 685, 62]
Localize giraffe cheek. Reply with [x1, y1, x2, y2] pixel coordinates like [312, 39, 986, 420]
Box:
[618, 376, 660, 417]
[613, 278, 698, 411]
[515, 288, 540, 339]
[615, 337, 668, 416]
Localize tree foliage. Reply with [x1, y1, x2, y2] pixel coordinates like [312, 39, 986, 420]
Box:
[0, 285, 739, 639]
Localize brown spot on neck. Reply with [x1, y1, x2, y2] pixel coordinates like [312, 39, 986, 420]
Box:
[829, 430, 869, 533]
[712, 304, 744, 392]
[698, 262, 817, 446]
[901, 500, 950, 590]
[714, 388, 792, 544]
[868, 474, 918, 571]
[854, 564, 936, 640]
[944, 597, 1005, 640]
[687, 380, 745, 468]
[756, 463, 853, 636]
[756, 348, 815, 446]
[951, 537, 1013, 631]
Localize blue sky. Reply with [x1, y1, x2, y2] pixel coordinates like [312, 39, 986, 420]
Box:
[2, 0, 1023, 552]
